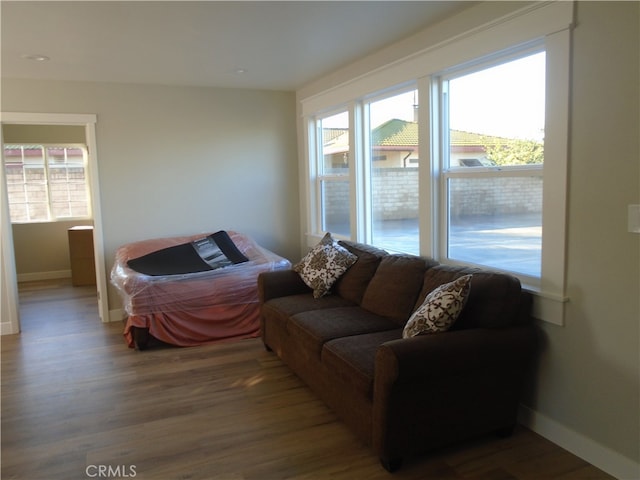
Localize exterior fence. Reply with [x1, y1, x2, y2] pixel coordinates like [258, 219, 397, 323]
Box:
[325, 168, 542, 224]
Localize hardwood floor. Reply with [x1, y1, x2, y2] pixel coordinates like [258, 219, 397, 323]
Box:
[2, 280, 613, 480]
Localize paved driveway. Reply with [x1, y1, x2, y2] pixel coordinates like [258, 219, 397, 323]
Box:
[373, 214, 541, 277]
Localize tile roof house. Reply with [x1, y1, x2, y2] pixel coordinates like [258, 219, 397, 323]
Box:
[324, 119, 512, 168]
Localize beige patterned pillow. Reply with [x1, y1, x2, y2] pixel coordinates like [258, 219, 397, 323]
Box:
[403, 274, 472, 338]
[294, 233, 357, 298]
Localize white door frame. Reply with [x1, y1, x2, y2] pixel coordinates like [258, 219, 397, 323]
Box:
[0, 112, 109, 332]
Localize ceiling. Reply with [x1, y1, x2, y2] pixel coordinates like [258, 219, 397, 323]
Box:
[1, 1, 474, 91]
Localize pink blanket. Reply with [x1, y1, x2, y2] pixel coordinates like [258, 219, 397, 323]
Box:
[111, 231, 291, 347]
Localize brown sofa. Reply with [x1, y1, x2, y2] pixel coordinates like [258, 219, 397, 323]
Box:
[258, 240, 537, 471]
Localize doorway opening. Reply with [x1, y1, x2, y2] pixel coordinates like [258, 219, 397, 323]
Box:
[1, 112, 108, 336]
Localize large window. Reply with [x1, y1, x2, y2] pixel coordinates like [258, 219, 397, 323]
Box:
[439, 50, 545, 278]
[301, 1, 572, 324]
[309, 49, 548, 277]
[3, 144, 91, 223]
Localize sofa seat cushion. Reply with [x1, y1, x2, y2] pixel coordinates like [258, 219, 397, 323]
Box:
[322, 329, 403, 398]
[263, 293, 356, 319]
[287, 307, 399, 357]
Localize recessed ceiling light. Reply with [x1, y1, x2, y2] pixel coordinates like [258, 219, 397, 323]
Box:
[22, 54, 50, 62]
[234, 68, 247, 74]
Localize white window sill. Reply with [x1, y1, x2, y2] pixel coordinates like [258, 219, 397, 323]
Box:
[523, 286, 568, 326]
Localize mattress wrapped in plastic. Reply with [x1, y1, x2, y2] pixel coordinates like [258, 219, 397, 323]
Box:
[110, 231, 291, 347]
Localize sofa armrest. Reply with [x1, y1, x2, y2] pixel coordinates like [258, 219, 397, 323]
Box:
[258, 269, 310, 303]
[376, 326, 537, 382]
[372, 326, 538, 463]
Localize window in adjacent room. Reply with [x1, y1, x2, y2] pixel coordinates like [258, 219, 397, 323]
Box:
[438, 50, 545, 278]
[3, 144, 91, 223]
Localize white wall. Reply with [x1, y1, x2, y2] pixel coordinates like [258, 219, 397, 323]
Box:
[1, 80, 300, 312]
[529, 1, 639, 474]
[296, 1, 639, 477]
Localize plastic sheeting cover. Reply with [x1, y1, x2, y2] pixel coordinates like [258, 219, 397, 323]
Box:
[111, 231, 291, 316]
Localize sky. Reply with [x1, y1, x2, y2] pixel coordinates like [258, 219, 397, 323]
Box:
[449, 51, 546, 141]
[322, 51, 546, 143]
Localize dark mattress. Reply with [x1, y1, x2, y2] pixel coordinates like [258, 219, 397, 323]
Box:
[127, 230, 248, 276]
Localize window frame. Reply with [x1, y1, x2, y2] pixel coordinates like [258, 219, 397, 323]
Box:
[313, 108, 352, 238]
[309, 86, 421, 248]
[435, 45, 546, 284]
[3, 143, 92, 224]
[300, 1, 573, 325]
[364, 86, 420, 253]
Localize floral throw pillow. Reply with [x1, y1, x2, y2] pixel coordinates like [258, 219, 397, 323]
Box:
[402, 274, 473, 338]
[294, 233, 357, 298]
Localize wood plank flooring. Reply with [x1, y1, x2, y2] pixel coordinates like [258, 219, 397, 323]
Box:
[2, 280, 614, 480]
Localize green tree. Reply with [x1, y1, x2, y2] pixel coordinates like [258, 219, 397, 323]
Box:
[483, 138, 544, 166]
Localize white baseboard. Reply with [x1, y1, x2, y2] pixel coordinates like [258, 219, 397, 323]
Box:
[519, 405, 640, 480]
[17, 270, 71, 283]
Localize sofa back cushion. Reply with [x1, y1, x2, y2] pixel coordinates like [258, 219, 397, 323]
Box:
[334, 241, 387, 304]
[415, 265, 524, 329]
[361, 255, 436, 325]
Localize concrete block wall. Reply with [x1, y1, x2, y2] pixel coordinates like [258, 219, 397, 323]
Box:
[324, 168, 542, 224]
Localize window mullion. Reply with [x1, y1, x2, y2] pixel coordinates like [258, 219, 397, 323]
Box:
[353, 101, 370, 244]
[311, 118, 321, 236]
[420, 75, 438, 259]
[438, 76, 450, 264]
[63, 147, 71, 215]
[347, 101, 365, 242]
[19, 147, 29, 222]
[82, 146, 92, 219]
[43, 147, 53, 221]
